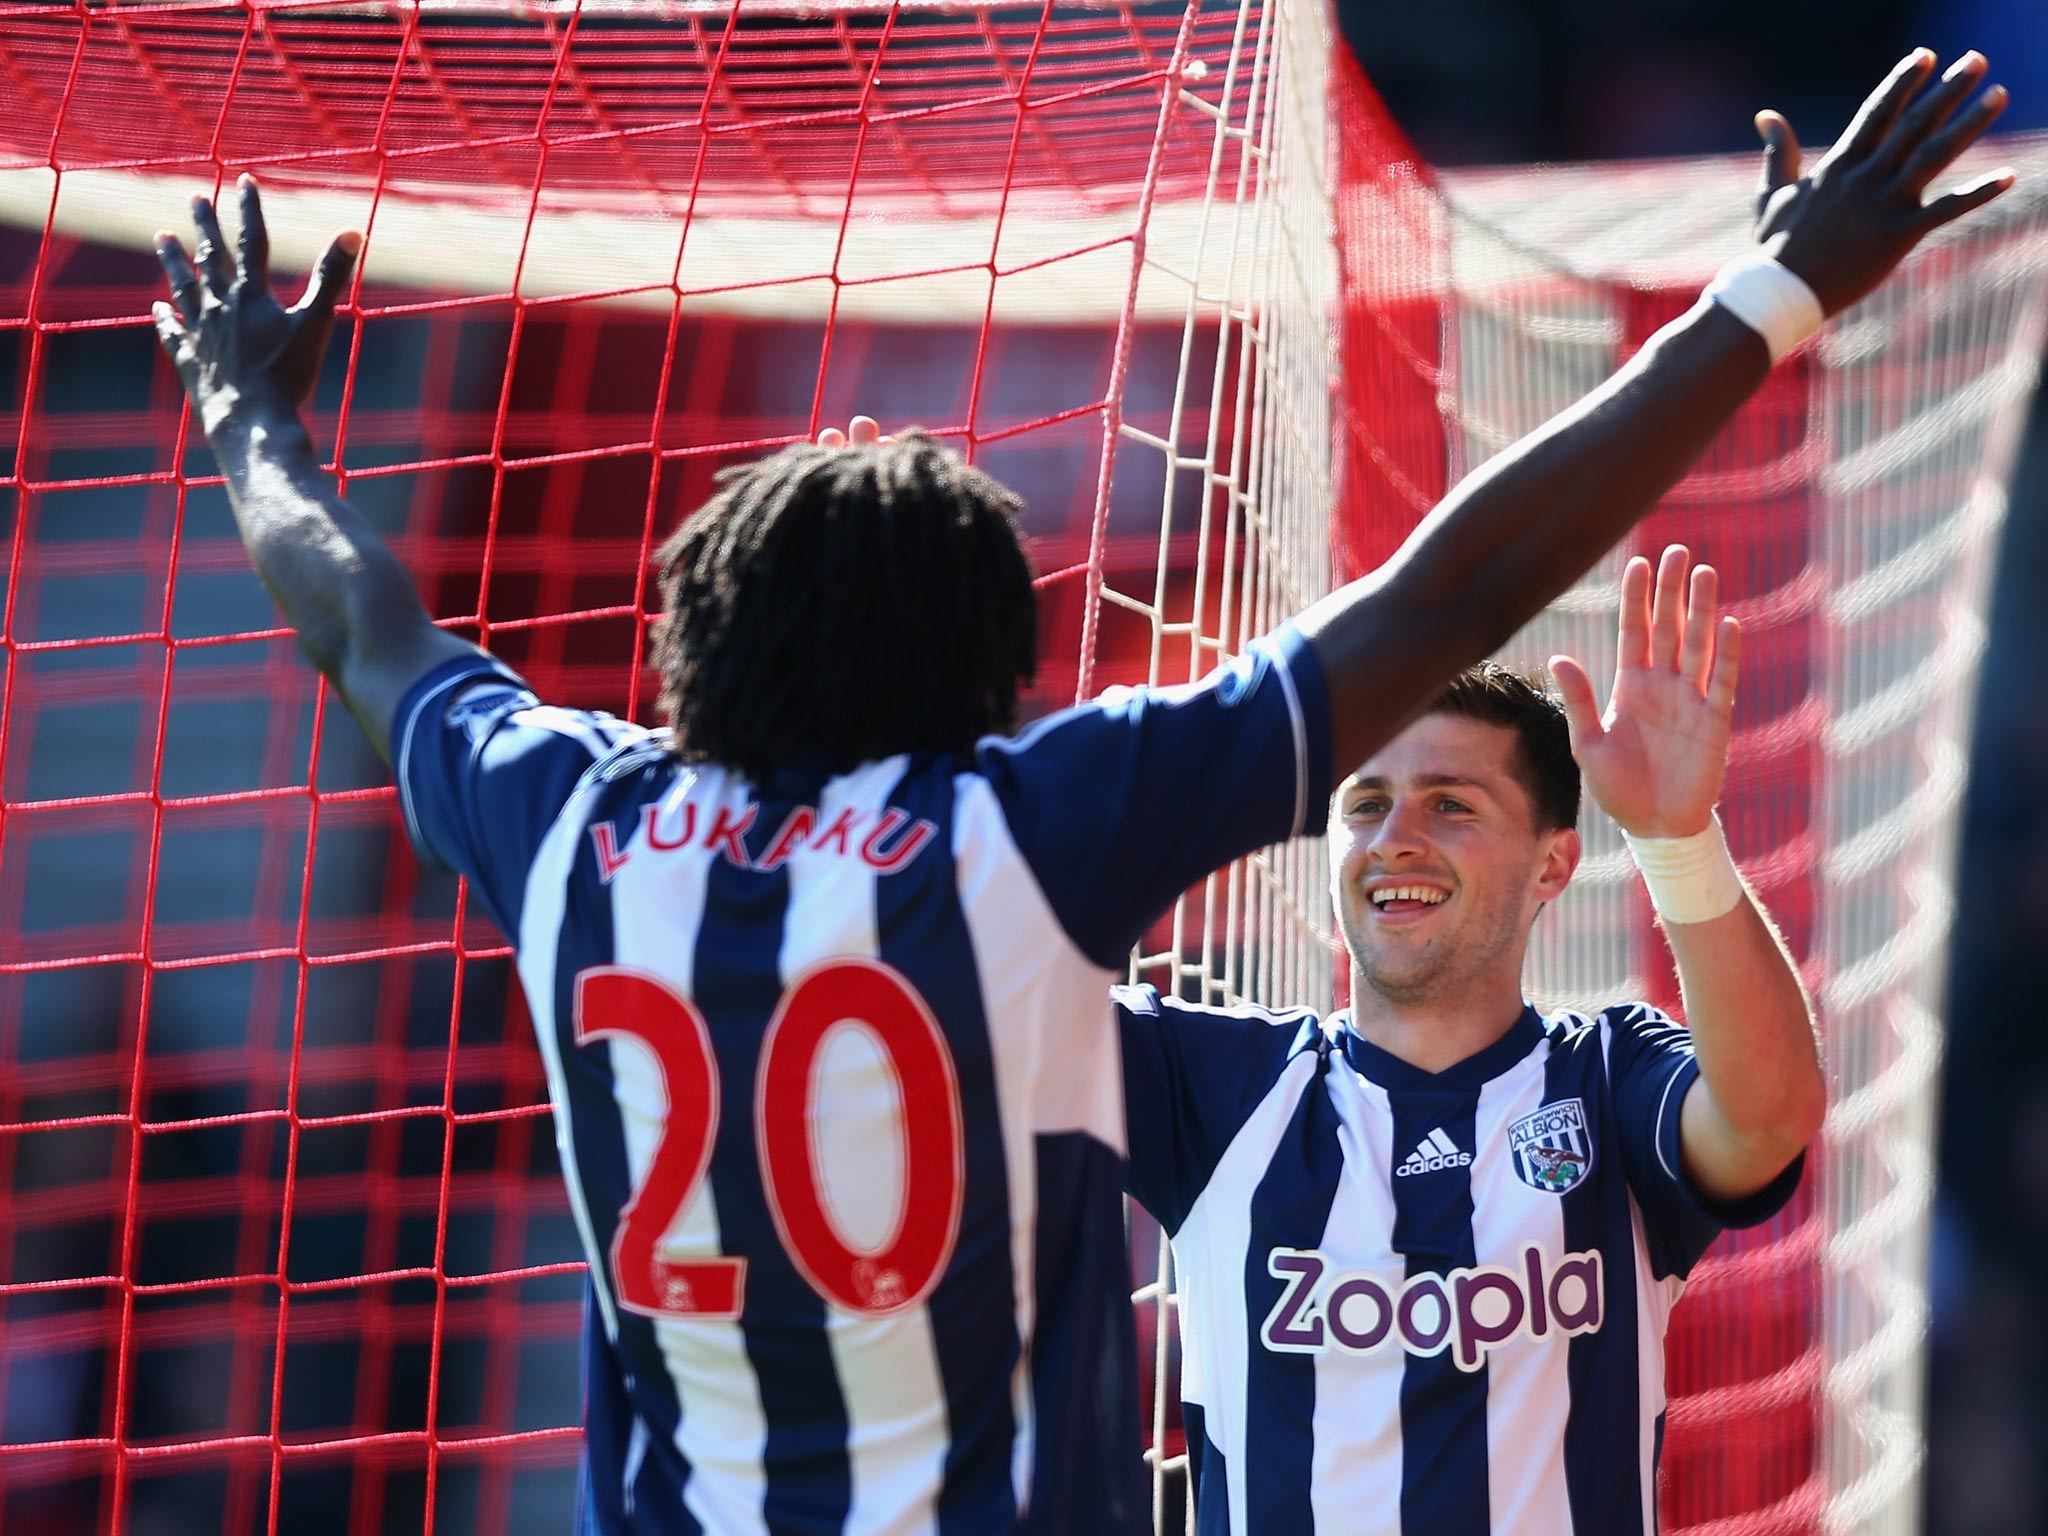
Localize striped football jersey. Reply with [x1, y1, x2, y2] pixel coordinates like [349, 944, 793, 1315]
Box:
[392, 628, 1331, 1535]
[1116, 991, 1803, 1535]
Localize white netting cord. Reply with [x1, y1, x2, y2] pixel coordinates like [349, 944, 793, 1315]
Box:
[1103, 0, 1335, 1526]
[1441, 226, 1645, 1013]
[1815, 189, 2048, 1536]
[1444, 139, 2048, 1536]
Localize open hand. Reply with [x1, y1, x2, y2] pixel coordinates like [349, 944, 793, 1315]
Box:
[1756, 48, 2013, 317]
[152, 175, 361, 436]
[1548, 546, 1737, 839]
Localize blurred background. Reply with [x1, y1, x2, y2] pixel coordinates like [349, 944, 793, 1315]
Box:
[1339, 3, 2048, 1532]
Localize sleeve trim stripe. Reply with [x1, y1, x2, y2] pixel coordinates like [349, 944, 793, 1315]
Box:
[977, 701, 1081, 758]
[1652, 1059, 1689, 1185]
[511, 704, 631, 763]
[398, 668, 485, 865]
[395, 659, 521, 867]
[1266, 642, 1310, 838]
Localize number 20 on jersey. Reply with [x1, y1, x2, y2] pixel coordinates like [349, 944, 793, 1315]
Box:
[572, 960, 966, 1320]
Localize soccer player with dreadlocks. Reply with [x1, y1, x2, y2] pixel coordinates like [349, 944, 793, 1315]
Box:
[150, 46, 2008, 1536]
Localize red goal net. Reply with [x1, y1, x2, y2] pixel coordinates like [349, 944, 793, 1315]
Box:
[3, 4, 2046, 1535]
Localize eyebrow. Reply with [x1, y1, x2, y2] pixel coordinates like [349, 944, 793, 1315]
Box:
[1343, 773, 1495, 795]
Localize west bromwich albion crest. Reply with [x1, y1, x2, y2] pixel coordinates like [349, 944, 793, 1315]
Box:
[1508, 1098, 1593, 1194]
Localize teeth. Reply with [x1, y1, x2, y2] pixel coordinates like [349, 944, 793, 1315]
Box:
[1370, 886, 1446, 907]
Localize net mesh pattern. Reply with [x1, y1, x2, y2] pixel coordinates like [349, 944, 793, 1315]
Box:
[4, 3, 2048, 1533]
[1439, 144, 2048, 1535]
[1, 2, 1340, 1530]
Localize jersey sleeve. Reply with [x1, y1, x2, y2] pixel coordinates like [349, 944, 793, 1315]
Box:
[392, 654, 645, 939]
[1601, 1002, 1806, 1280]
[977, 623, 1333, 969]
[1116, 984, 1319, 1235]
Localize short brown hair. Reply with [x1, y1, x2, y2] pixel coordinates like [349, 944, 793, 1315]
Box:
[1427, 662, 1580, 831]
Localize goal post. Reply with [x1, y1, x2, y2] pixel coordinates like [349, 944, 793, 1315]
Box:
[3, 2, 2046, 1533]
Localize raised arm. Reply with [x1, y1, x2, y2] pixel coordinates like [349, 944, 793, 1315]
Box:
[1299, 48, 2012, 779]
[1550, 547, 1823, 1200]
[153, 177, 480, 763]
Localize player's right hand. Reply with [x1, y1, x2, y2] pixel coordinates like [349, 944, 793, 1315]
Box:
[1754, 49, 2013, 318]
[152, 175, 361, 437]
[1547, 546, 1738, 841]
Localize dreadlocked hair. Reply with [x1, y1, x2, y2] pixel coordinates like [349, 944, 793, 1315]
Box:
[650, 431, 1038, 784]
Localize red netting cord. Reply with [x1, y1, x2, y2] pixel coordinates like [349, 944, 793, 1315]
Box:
[1072, 3, 1196, 704]
[1329, 42, 1450, 587]
[1623, 279, 1825, 1534]
[0, 4, 1895, 1532]
[0, 3, 1240, 1529]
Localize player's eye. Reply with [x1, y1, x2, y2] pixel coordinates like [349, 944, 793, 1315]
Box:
[1347, 796, 1386, 817]
[1435, 796, 1472, 814]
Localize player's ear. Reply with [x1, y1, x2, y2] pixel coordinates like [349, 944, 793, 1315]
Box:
[1533, 825, 1579, 906]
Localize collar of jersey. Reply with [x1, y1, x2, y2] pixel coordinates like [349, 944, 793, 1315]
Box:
[1331, 1003, 1546, 1093]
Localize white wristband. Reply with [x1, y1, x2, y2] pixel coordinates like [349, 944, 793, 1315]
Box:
[1623, 814, 1746, 926]
[1703, 251, 1825, 364]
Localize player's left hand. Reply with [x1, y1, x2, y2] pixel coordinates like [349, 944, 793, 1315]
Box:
[1547, 545, 1738, 839]
[152, 175, 361, 436]
[1755, 49, 2013, 318]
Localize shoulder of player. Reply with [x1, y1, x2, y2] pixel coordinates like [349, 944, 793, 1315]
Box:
[423, 663, 655, 773]
[1113, 983, 1325, 1051]
[574, 720, 669, 778]
[966, 690, 1134, 773]
[971, 637, 1297, 762]
[495, 716, 673, 826]
[1538, 1000, 1685, 1053]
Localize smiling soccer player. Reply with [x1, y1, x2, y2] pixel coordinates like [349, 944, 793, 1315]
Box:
[1118, 550, 1821, 1534]
[1107, 49, 2017, 1530]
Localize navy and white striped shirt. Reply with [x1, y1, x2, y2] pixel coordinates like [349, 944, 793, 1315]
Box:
[392, 628, 1332, 1535]
[1117, 991, 1802, 1535]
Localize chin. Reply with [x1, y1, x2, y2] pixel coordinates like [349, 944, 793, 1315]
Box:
[1357, 956, 1445, 1002]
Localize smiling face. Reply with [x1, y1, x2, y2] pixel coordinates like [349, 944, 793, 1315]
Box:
[1331, 712, 1580, 1007]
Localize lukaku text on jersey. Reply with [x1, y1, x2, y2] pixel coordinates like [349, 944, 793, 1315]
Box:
[392, 628, 1331, 1536]
[1117, 993, 1802, 1536]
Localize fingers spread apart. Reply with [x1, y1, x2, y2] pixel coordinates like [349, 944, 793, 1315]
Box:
[1708, 617, 1742, 712]
[1754, 110, 1801, 220]
[1898, 85, 2014, 219]
[1831, 48, 1937, 166]
[1679, 562, 1720, 690]
[1546, 653, 1604, 749]
[154, 231, 203, 323]
[235, 175, 270, 294]
[1626, 544, 1727, 695]
[150, 299, 188, 359]
[1879, 51, 1988, 174]
[291, 229, 363, 320]
[1890, 57, 2011, 206]
[189, 194, 234, 299]
[1649, 544, 1690, 669]
[1617, 554, 1654, 669]
[1852, 50, 2017, 221]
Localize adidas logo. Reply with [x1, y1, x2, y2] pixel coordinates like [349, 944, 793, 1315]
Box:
[1395, 1128, 1473, 1178]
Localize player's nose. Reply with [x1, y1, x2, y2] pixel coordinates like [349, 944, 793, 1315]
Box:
[1366, 796, 1431, 859]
